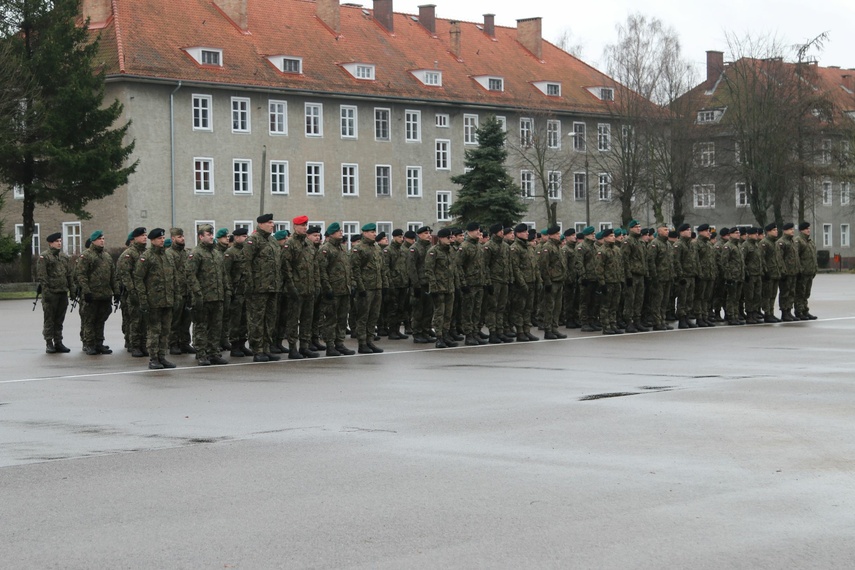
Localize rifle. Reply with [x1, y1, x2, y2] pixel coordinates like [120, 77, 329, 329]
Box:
[32, 284, 42, 311]
[112, 285, 124, 313]
[70, 286, 81, 312]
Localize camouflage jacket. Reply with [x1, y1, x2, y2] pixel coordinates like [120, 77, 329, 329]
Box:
[282, 233, 319, 296]
[78, 244, 117, 300]
[351, 236, 384, 291]
[425, 242, 454, 294]
[741, 238, 764, 277]
[458, 236, 483, 287]
[223, 242, 247, 296]
[622, 233, 648, 277]
[510, 238, 538, 286]
[36, 247, 73, 294]
[407, 238, 431, 288]
[539, 237, 568, 283]
[794, 233, 817, 276]
[134, 245, 177, 309]
[777, 234, 801, 276]
[383, 240, 409, 288]
[594, 241, 624, 284]
[720, 237, 746, 281]
[674, 237, 700, 279]
[166, 241, 190, 297]
[575, 238, 598, 282]
[760, 235, 782, 279]
[647, 235, 673, 281]
[693, 235, 717, 280]
[243, 228, 283, 294]
[483, 235, 511, 284]
[318, 237, 352, 296]
[187, 241, 229, 302]
[117, 242, 147, 296]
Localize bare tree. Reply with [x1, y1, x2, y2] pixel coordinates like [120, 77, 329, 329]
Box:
[554, 29, 584, 59]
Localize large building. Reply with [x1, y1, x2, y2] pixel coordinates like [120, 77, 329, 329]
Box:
[4, 0, 634, 255]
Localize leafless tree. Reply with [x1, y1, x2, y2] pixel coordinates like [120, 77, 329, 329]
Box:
[554, 29, 584, 59]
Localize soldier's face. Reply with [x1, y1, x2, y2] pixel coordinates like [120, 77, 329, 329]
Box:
[93, 236, 105, 247]
[363, 230, 377, 241]
[658, 227, 668, 238]
[768, 229, 778, 238]
[329, 230, 343, 240]
[173, 234, 185, 245]
[134, 234, 147, 244]
[439, 236, 451, 245]
[294, 223, 308, 235]
[151, 236, 165, 247]
[630, 225, 641, 235]
[308, 233, 321, 244]
[199, 231, 214, 244]
[258, 221, 274, 233]
[418, 232, 430, 241]
[218, 236, 229, 246]
[235, 234, 248, 244]
[393, 235, 403, 244]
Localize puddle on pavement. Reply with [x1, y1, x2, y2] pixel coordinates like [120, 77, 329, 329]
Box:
[580, 386, 677, 401]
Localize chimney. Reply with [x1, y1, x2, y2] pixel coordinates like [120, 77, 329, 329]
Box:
[449, 20, 461, 58]
[373, 0, 393, 33]
[516, 17, 542, 59]
[316, 0, 340, 33]
[483, 14, 495, 38]
[81, 0, 112, 25]
[214, 0, 248, 31]
[706, 50, 724, 83]
[418, 4, 436, 35]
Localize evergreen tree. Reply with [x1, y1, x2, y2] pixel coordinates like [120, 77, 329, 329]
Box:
[449, 116, 526, 227]
[0, 0, 137, 278]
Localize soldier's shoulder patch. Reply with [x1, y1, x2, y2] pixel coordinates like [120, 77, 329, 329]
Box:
[322, 250, 328, 255]
[428, 252, 435, 256]
[139, 257, 146, 262]
[224, 253, 230, 257]
[188, 253, 194, 258]
[596, 252, 603, 256]
[283, 244, 289, 249]
[39, 255, 44, 259]
[247, 240, 254, 244]
[409, 247, 416, 253]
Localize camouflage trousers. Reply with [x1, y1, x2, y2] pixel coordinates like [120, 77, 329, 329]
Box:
[778, 275, 797, 311]
[125, 294, 147, 350]
[646, 279, 668, 327]
[193, 300, 224, 359]
[170, 296, 192, 348]
[744, 276, 763, 315]
[41, 291, 69, 342]
[82, 299, 111, 348]
[563, 280, 578, 325]
[692, 278, 713, 321]
[459, 286, 483, 336]
[228, 295, 248, 342]
[598, 283, 621, 329]
[410, 288, 434, 337]
[383, 287, 409, 330]
[623, 275, 646, 323]
[287, 293, 315, 346]
[146, 307, 172, 358]
[220, 296, 231, 348]
[483, 282, 508, 334]
[509, 283, 534, 333]
[761, 278, 779, 316]
[725, 281, 744, 322]
[578, 280, 599, 325]
[247, 292, 278, 354]
[541, 281, 564, 333]
[321, 294, 350, 346]
[430, 291, 455, 337]
[676, 278, 695, 318]
[795, 274, 815, 315]
[353, 289, 382, 343]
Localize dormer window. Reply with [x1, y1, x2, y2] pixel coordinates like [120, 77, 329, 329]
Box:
[586, 86, 615, 101]
[532, 81, 561, 97]
[185, 47, 223, 67]
[697, 108, 726, 124]
[341, 62, 376, 81]
[411, 69, 443, 87]
[267, 56, 302, 74]
[472, 76, 504, 92]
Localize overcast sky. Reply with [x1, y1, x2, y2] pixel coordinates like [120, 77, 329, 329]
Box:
[389, 0, 855, 79]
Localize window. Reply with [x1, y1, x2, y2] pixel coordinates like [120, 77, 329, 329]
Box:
[62, 222, 81, 255]
[14, 223, 40, 255]
[599, 222, 613, 231]
[574, 173, 587, 200]
[572, 122, 586, 151]
[233, 160, 252, 194]
[575, 222, 586, 234]
[520, 170, 534, 198]
[495, 116, 507, 132]
[822, 181, 832, 205]
[697, 110, 716, 123]
[523, 222, 536, 231]
[548, 171, 562, 200]
[600, 88, 614, 101]
[547, 120, 561, 149]
[194, 220, 215, 246]
[488, 77, 504, 91]
[406, 166, 422, 198]
[821, 139, 832, 164]
[309, 220, 326, 236]
[355, 64, 375, 80]
[734, 140, 742, 164]
[435, 113, 449, 128]
[201, 49, 221, 66]
[305, 103, 323, 137]
[520, 118, 533, 147]
[282, 57, 302, 74]
[375, 108, 390, 141]
[464, 114, 479, 145]
[194, 158, 214, 194]
[597, 124, 611, 151]
[405, 110, 421, 142]
[695, 142, 715, 167]
[376, 222, 393, 237]
[12, 184, 24, 199]
[843, 182, 851, 205]
[343, 222, 360, 250]
[423, 71, 442, 86]
[842, 224, 850, 248]
[270, 161, 289, 195]
[822, 224, 832, 248]
[341, 164, 358, 196]
[192, 95, 212, 131]
[547, 83, 561, 96]
[269, 100, 287, 135]
[693, 184, 716, 209]
[598, 173, 611, 201]
[736, 182, 748, 208]
[231, 97, 250, 133]
[436, 191, 452, 221]
[340, 105, 357, 139]
[274, 221, 291, 234]
[234, 221, 253, 233]
[407, 222, 422, 233]
[435, 139, 450, 170]
[375, 165, 391, 196]
[306, 162, 324, 195]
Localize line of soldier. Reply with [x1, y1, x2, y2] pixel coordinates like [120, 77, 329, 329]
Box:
[35, 215, 818, 366]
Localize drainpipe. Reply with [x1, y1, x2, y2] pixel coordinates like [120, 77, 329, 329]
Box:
[169, 81, 183, 227]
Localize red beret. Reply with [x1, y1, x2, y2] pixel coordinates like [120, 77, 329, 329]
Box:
[293, 215, 309, 225]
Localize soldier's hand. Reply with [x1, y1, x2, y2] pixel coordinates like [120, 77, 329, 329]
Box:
[113, 294, 121, 305]
[484, 285, 494, 296]
[84, 293, 94, 303]
[596, 283, 606, 296]
[626, 278, 633, 287]
[413, 287, 422, 298]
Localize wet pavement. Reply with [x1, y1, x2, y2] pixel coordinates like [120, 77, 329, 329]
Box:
[2, 274, 855, 568]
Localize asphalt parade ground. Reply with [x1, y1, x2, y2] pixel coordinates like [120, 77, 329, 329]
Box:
[2, 274, 855, 568]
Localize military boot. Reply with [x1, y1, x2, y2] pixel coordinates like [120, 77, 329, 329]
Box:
[148, 358, 165, 370]
[230, 342, 246, 357]
[434, 338, 448, 348]
[54, 340, 71, 353]
[209, 354, 228, 365]
[45, 340, 57, 354]
[97, 343, 113, 355]
[131, 347, 146, 358]
[442, 334, 458, 348]
[678, 317, 691, 329]
[624, 323, 638, 333]
[85, 346, 99, 355]
[197, 356, 211, 366]
[311, 338, 327, 351]
[268, 342, 283, 354]
[265, 352, 281, 361]
[169, 345, 182, 355]
[387, 328, 403, 340]
[253, 353, 270, 363]
[335, 344, 356, 356]
[516, 332, 530, 342]
[358, 343, 374, 354]
[299, 343, 320, 358]
[366, 341, 384, 354]
[525, 331, 540, 341]
[488, 332, 503, 344]
[288, 344, 304, 359]
[325, 346, 342, 357]
[159, 357, 177, 369]
[763, 312, 779, 323]
[239, 340, 253, 356]
[464, 334, 480, 346]
[180, 343, 197, 354]
[781, 310, 796, 322]
[634, 322, 651, 332]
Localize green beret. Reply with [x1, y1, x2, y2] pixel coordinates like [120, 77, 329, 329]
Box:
[594, 231, 603, 240]
[628, 219, 639, 228]
[581, 226, 595, 236]
[540, 228, 549, 235]
[89, 230, 103, 241]
[164, 238, 172, 248]
[127, 232, 134, 241]
[361, 223, 377, 232]
[215, 227, 229, 239]
[274, 230, 289, 241]
[326, 222, 341, 236]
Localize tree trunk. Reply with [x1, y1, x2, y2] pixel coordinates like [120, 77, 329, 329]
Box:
[21, 189, 35, 281]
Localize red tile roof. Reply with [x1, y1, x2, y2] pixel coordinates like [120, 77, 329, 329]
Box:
[95, 0, 628, 115]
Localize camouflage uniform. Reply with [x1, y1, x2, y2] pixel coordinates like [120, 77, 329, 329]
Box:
[741, 236, 764, 322]
[134, 244, 177, 360]
[383, 239, 410, 337]
[408, 237, 434, 340]
[720, 236, 746, 324]
[244, 228, 283, 354]
[318, 236, 352, 348]
[777, 232, 800, 316]
[693, 235, 717, 324]
[646, 233, 673, 329]
[538, 236, 567, 335]
[36, 246, 73, 348]
[166, 239, 193, 352]
[561, 239, 579, 328]
[78, 243, 118, 352]
[224, 241, 248, 347]
[594, 240, 624, 332]
[425, 241, 455, 339]
[457, 235, 484, 342]
[351, 235, 385, 347]
[673, 236, 699, 322]
[187, 241, 230, 361]
[621, 231, 648, 329]
[760, 233, 782, 320]
[794, 231, 817, 318]
[509, 237, 539, 338]
[482, 234, 511, 339]
[117, 241, 148, 353]
[282, 233, 317, 351]
[575, 237, 599, 329]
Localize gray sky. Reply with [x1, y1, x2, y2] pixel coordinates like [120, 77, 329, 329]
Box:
[390, 0, 855, 79]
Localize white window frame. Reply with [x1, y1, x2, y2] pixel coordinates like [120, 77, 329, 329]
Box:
[547, 120, 561, 149]
[520, 117, 533, 147]
[435, 113, 449, 128]
[546, 83, 561, 96]
[406, 166, 422, 198]
[464, 114, 479, 145]
[194, 157, 214, 194]
[306, 162, 324, 196]
[822, 224, 832, 248]
[842, 182, 851, 206]
[343, 222, 360, 250]
[341, 163, 359, 197]
[282, 57, 302, 74]
[305, 103, 323, 137]
[12, 184, 24, 200]
[200, 49, 221, 66]
[374, 108, 390, 141]
[355, 64, 375, 80]
[736, 182, 749, 208]
[233, 159, 252, 195]
[599, 222, 613, 231]
[487, 77, 504, 92]
[234, 220, 253, 233]
[407, 222, 423, 233]
[269, 100, 287, 135]
[841, 224, 850, 248]
[192, 94, 212, 131]
[496, 116, 507, 132]
[598, 173, 611, 201]
[822, 180, 832, 206]
[573, 172, 587, 200]
[574, 222, 586, 234]
[14, 223, 40, 255]
[520, 170, 534, 199]
[597, 123, 611, 152]
[548, 171, 562, 200]
[274, 221, 291, 234]
[405, 110, 421, 142]
[436, 191, 452, 221]
[693, 184, 716, 209]
[270, 160, 289, 195]
[62, 222, 81, 255]
[376, 222, 393, 237]
[435, 139, 450, 170]
[231, 97, 250, 134]
[821, 139, 832, 164]
[572, 122, 586, 152]
[375, 165, 392, 197]
[194, 220, 215, 246]
[695, 142, 715, 167]
[600, 88, 614, 101]
[340, 105, 357, 139]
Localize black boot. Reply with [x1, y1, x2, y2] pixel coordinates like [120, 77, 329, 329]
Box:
[97, 343, 113, 355]
[367, 341, 384, 353]
[288, 344, 304, 359]
[230, 342, 245, 357]
[299, 343, 320, 358]
[169, 345, 182, 355]
[85, 346, 99, 355]
[358, 343, 374, 354]
[464, 335, 480, 346]
[45, 340, 57, 354]
[197, 356, 211, 366]
[325, 346, 342, 357]
[781, 310, 796, 322]
[336, 344, 356, 356]
[180, 343, 196, 354]
[525, 331, 540, 341]
[54, 340, 71, 353]
[253, 353, 270, 362]
[148, 358, 164, 370]
[240, 341, 253, 356]
[678, 317, 691, 329]
[312, 338, 327, 351]
[516, 332, 530, 342]
[159, 357, 177, 369]
[435, 338, 448, 348]
[209, 354, 228, 365]
[131, 347, 146, 357]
